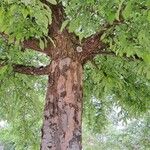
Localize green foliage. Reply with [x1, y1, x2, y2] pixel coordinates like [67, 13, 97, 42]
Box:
[46, 0, 57, 5]
[83, 112, 150, 150]
[0, 72, 47, 149]
[0, 38, 49, 149]
[82, 124, 102, 150]
[83, 55, 150, 132]
[64, 0, 150, 63]
[0, 0, 52, 44]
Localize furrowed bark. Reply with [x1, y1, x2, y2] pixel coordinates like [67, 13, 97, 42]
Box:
[41, 57, 83, 150]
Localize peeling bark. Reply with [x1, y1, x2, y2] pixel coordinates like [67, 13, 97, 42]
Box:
[41, 57, 83, 150]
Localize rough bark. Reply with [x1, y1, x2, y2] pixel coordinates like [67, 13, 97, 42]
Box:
[41, 57, 83, 150]
[0, 58, 51, 75]
[13, 64, 51, 75]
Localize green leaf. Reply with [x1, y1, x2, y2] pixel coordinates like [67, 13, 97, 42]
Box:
[100, 33, 107, 41]
[143, 53, 150, 64]
[47, 36, 56, 47]
[116, 0, 124, 21]
[60, 20, 69, 32]
[8, 35, 15, 44]
[107, 12, 116, 24]
[147, 11, 150, 23]
[122, 2, 132, 19]
[0, 65, 7, 75]
[21, 8, 29, 18]
[46, 0, 57, 5]
[43, 4, 52, 24]
[39, 39, 45, 50]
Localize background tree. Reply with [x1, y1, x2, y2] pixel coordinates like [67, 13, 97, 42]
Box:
[0, 0, 150, 149]
[83, 111, 150, 150]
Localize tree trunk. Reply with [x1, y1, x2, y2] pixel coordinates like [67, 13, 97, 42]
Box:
[41, 57, 83, 150]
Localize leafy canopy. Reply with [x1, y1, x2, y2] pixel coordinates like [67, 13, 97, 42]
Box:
[0, 0, 150, 149]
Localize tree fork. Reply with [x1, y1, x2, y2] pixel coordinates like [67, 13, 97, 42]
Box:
[41, 57, 83, 150]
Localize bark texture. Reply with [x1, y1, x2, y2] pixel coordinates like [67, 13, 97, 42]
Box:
[41, 57, 83, 150]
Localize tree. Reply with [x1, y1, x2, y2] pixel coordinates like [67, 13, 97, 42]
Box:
[83, 112, 150, 150]
[0, 0, 150, 149]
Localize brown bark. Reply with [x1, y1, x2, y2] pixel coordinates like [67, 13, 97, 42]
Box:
[22, 39, 52, 56]
[0, 58, 51, 75]
[41, 57, 83, 150]
[0, 32, 50, 54]
[13, 64, 51, 75]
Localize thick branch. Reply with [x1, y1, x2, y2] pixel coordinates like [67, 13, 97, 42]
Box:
[41, 1, 65, 36]
[22, 39, 51, 56]
[80, 34, 107, 64]
[80, 28, 142, 64]
[13, 64, 51, 75]
[0, 32, 51, 56]
[0, 59, 51, 75]
[80, 20, 125, 63]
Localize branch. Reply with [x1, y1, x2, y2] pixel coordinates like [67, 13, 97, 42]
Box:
[0, 63, 5, 68]
[0, 59, 7, 68]
[80, 20, 125, 63]
[89, 49, 142, 61]
[13, 64, 51, 75]
[79, 34, 107, 64]
[22, 39, 51, 56]
[0, 59, 51, 75]
[0, 32, 51, 56]
[98, 20, 124, 36]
